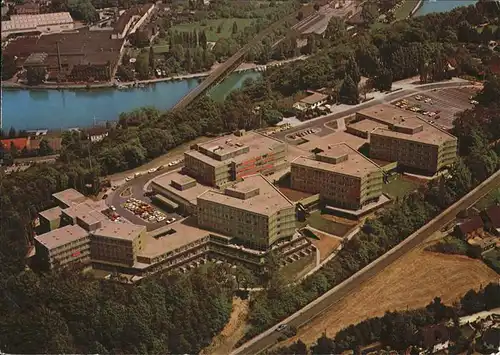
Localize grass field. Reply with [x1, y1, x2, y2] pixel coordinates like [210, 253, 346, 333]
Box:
[474, 186, 500, 210]
[281, 255, 316, 283]
[170, 18, 254, 42]
[383, 176, 418, 199]
[301, 211, 355, 237]
[280, 245, 499, 347]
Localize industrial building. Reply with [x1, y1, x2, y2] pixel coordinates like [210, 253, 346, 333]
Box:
[183, 130, 288, 188]
[197, 175, 296, 250]
[112, 3, 155, 39]
[3, 30, 123, 83]
[356, 104, 457, 174]
[291, 143, 383, 210]
[1, 12, 74, 39]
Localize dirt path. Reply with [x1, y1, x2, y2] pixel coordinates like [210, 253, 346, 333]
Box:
[281, 246, 499, 347]
[201, 297, 250, 355]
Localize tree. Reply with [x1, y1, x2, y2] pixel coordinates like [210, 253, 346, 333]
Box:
[232, 21, 238, 35]
[288, 340, 307, 354]
[38, 139, 54, 156]
[339, 75, 359, 105]
[26, 67, 46, 85]
[1, 54, 17, 80]
[135, 57, 149, 80]
[325, 16, 345, 42]
[10, 141, 18, 159]
[149, 46, 156, 73]
[346, 57, 361, 84]
[130, 31, 149, 48]
[311, 333, 336, 354]
[361, 0, 378, 26]
[67, 0, 98, 23]
[8, 127, 17, 138]
[199, 30, 207, 50]
[374, 68, 393, 91]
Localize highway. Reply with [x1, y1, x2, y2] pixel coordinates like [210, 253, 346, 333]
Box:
[232, 168, 500, 355]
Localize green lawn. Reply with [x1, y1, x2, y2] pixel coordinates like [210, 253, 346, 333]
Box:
[394, 0, 419, 20]
[482, 248, 500, 274]
[474, 187, 500, 210]
[383, 176, 418, 199]
[153, 44, 170, 54]
[299, 211, 353, 236]
[280, 254, 315, 282]
[170, 18, 254, 42]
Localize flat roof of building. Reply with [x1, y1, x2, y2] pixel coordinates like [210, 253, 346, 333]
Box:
[152, 171, 211, 205]
[298, 130, 368, 152]
[185, 131, 284, 168]
[198, 174, 294, 216]
[3, 12, 73, 32]
[52, 188, 87, 207]
[39, 206, 62, 222]
[357, 104, 456, 145]
[139, 217, 212, 258]
[93, 221, 146, 241]
[292, 143, 381, 178]
[35, 224, 88, 250]
[300, 92, 328, 105]
[347, 119, 388, 133]
[61, 199, 107, 220]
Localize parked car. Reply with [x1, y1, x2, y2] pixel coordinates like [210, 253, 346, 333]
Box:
[276, 324, 288, 332]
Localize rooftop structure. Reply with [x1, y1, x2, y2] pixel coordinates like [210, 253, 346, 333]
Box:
[485, 205, 500, 231]
[293, 92, 329, 111]
[184, 130, 287, 187]
[39, 206, 62, 223]
[112, 3, 154, 39]
[151, 171, 211, 214]
[35, 224, 88, 250]
[52, 188, 87, 208]
[357, 104, 456, 146]
[346, 119, 388, 139]
[93, 222, 146, 241]
[198, 174, 294, 217]
[14, 3, 41, 15]
[2, 12, 74, 38]
[0, 138, 29, 150]
[298, 130, 368, 152]
[292, 143, 380, 178]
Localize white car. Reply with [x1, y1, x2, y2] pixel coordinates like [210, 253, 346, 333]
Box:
[148, 168, 156, 174]
[166, 217, 176, 224]
[125, 176, 133, 182]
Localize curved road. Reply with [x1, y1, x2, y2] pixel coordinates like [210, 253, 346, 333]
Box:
[232, 169, 500, 355]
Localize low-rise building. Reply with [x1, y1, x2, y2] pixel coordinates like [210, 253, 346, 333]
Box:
[357, 104, 457, 175]
[150, 172, 211, 215]
[14, 3, 41, 15]
[52, 188, 87, 209]
[2, 12, 74, 39]
[197, 174, 296, 249]
[111, 3, 155, 39]
[184, 130, 288, 188]
[87, 127, 109, 143]
[34, 224, 91, 270]
[484, 205, 500, 235]
[293, 92, 329, 111]
[38, 206, 62, 232]
[291, 143, 383, 210]
[455, 215, 484, 239]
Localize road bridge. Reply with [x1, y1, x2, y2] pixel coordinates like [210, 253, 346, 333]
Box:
[171, 4, 316, 111]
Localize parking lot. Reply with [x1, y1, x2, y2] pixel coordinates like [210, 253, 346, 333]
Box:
[390, 87, 479, 130]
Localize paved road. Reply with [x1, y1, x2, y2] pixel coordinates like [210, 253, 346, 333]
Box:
[232, 169, 500, 355]
[273, 81, 473, 141]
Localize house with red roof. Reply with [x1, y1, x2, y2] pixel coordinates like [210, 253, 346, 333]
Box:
[0, 138, 29, 150]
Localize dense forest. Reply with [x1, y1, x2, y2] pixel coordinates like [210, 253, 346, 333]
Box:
[273, 283, 500, 354]
[1, 2, 500, 353]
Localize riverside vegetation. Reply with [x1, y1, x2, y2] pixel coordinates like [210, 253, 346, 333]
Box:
[1, 2, 500, 353]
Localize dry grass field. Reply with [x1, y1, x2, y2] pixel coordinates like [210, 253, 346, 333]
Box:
[281, 247, 499, 347]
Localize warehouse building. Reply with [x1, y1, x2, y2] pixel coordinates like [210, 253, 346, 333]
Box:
[197, 174, 296, 250]
[2, 12, 74, 39]
[291, 143, 383, 210]
[356, 104, 457, 175]
[183, 130, 288, 188]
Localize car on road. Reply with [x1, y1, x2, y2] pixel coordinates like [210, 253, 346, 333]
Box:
[125, 176, 133, 182]
[110, 206, 116, 211]
[111, 186, 118, 191]
[148, 168, 156, 174]
[166, 217, 176, 224]
[276, 324, 288, 332]
[157, 165, 164, 171]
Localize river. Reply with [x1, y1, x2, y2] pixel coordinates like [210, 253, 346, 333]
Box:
[1, 71, 261, 131]
[415, 0, 477, 16]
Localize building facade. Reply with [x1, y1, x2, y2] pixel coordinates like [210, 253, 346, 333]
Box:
[34, 224, 91, 270]
[356, 104, 457, 174]
[2, 12, 74, 39]
[291, 143, 383, 210]
[196, 175, 296, 249]
[184, 130, 287, 188]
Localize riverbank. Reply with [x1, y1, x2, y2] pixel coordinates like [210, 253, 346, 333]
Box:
[1, 56, 308, 91]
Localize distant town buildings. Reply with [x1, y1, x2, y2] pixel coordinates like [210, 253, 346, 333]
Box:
[111, 3, 155, 39]
[1, 12, 74, 39]
[291, 143, 383, 210]
[293, 92, 329, 111]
